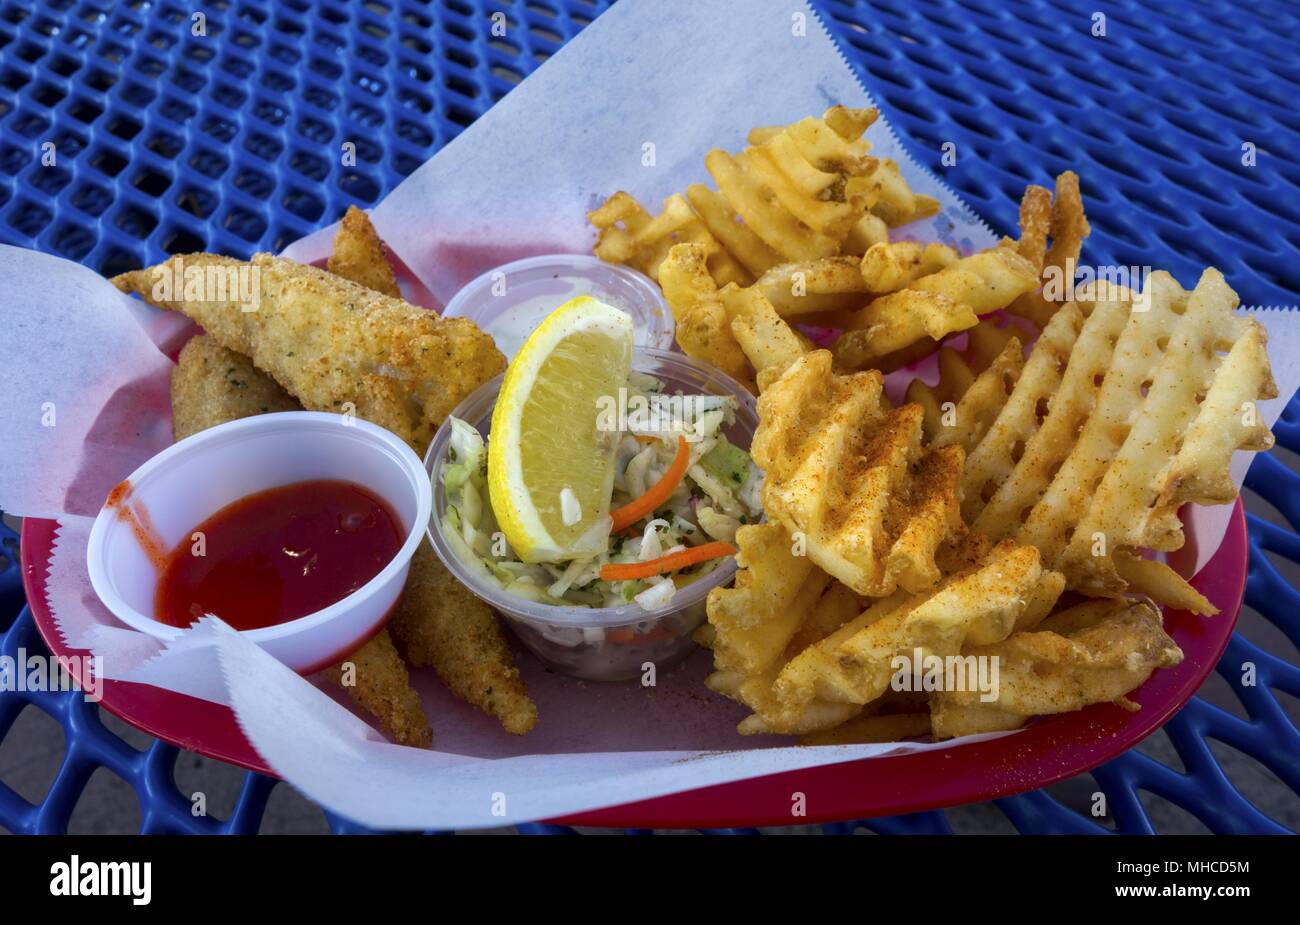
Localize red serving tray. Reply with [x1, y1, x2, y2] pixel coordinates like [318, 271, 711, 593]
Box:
[20, 504, 1247, 829]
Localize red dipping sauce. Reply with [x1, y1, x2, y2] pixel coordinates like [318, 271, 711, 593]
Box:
[155, 480, 403, 631]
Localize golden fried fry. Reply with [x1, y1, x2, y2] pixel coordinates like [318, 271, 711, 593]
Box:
[589, 190, 752, 286]
[389, 544, 537, 735]
[113, 253, 505, 452]
[327, 205, 401, 298]
[1007, 171, 1091, 329]
[949, 270, 1276, 598]
[859, 240, 960, 293]
[1114, 554, 1216, 616]
[722, 284, 811, 392]
[704, 561, 866, 736]
[592, 107, 934, 289]
[703, 522, 828, 675]
[930, 601, 1182, 738]
[658, 243, 757, 392]
[322, 629, 433, 747]
[906, 321, 1023, 442]
[752, 257, 867, 317]
[832, 246, 1039, 370]
[170, 335, 298, 441]
[752, 352, 964, 597]
[659, 243, 809, 394]
[864, 158, 941, 227]
[684, 183, 781, 277]
[774, 541, 1063, 711]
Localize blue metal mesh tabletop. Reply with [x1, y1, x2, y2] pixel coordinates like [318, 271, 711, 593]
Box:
[1, 0, 1297, 834]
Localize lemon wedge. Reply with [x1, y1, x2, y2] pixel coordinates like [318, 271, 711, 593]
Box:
[488, 296, 633, 562]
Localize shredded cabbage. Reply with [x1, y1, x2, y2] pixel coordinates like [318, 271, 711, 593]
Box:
[437, 390, 762, 610]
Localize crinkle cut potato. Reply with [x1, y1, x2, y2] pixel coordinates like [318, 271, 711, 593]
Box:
[589, 105, 939, 291]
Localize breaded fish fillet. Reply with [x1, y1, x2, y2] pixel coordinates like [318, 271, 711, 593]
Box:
[169, 334, 433, 747]
[170, 334, 298, 441]
[159, 235, 534, 738]
[389, 544, 538, 735]
[328, 206, 401, 298]
[114, 252, 505, 451]
[320, 627, 433, 748]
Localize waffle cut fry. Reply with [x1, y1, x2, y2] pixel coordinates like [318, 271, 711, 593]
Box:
[1005, 171, 1091, 330]
[751, 351, 965, 597]
[938, 270, 1276, 608]
[589, 191, 753, 287]
[699, 523, 869, 735]
[831, 245, 1040, 371]
[905, 319, 1024, 443]
[762, 540, 1064, 732]
[750, 241, 962, 329]
[930, 599, 1183, 738]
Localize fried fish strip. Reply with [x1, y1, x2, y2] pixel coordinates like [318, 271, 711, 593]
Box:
[114, 252, 505, 452]
[321, 629, 433, 748]
[169, 336, 431, 747]
[327, 205, 401, 298]
[170, 334, 298, 441]
[388, 543, 538, 735]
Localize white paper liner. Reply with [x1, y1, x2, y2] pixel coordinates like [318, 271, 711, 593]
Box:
[1, 0, 1298, 828]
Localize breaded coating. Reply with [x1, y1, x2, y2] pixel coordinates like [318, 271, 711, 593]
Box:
[321, 629, 433, 748]
[388, 544, 538, 735]
[327, 206, 401, 298]
[171, 335, 299, 441]
[113, 252, 505, 452]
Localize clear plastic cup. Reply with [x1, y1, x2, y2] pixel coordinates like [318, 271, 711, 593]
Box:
[424, 349, 758, 681]
[441, 254, 674, 360]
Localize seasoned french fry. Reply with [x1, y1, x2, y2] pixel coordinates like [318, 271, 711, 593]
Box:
[906, 321, 1023, 442]
[947, 270, 1275, 599]
[832, 246, 1039, 370]
[931, 601, 1182, 738]
[593, 106, 938, 289]
[1007, 171, 1092, 329]
[659, 242, 809, 394]
[752, 351, 965, 597]
[859, 240, 960, 293]
[590, 190, 752, 286]
[752, 257, 868, 317]
[774, 541, 1062, 710]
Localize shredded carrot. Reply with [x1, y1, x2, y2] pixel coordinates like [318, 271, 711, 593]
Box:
[610, 435, 690, 533]
[600, 541, 737, 582]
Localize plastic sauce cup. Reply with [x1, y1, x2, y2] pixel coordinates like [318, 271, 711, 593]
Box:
[424, 349, 758, 681]
[441, 254, 674, 360]
[86, 412, 432, 674]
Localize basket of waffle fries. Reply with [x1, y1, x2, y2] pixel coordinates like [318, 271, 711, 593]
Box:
[2, 0, 1294, 830]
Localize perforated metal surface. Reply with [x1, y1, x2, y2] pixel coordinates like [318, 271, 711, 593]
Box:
[1, 0, 1297, 834]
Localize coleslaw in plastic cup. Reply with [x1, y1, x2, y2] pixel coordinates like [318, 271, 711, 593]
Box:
[424, 349, 758, 681]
